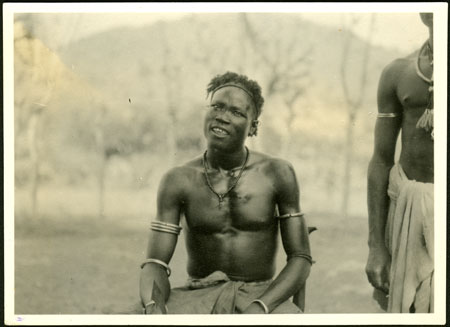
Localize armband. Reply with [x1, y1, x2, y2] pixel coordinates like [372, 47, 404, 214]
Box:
[287, 253, 314, 265]
[377, 113, 401, 118]
[251, 299, 269, 314]
[150, 221, 182, 235]
[140, 258, 171, 276]
[276, 212, 304, 219]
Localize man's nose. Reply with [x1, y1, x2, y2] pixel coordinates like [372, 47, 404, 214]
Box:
[215, 110, 231, 123]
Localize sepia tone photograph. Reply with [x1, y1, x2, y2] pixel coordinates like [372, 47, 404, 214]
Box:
[3, 2, 447, 325]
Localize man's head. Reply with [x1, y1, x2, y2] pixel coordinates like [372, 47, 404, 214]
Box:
[204, 72, 264, 151]
[420, 13, 433, 29]
[207, 72, 264, 136]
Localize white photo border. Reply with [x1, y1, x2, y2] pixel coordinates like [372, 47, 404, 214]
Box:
[3, 2, 447, 325]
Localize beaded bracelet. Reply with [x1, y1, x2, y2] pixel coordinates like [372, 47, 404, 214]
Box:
[251, 299, 269, 314]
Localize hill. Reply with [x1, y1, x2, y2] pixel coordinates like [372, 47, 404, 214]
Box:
[14, 13, 407, 215]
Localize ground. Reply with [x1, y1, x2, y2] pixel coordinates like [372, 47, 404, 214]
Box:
[13, 186, 383, 314]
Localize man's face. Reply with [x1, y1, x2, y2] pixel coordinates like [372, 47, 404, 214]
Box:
[203, 86, 256, 151]
[420, 13, 433, 29]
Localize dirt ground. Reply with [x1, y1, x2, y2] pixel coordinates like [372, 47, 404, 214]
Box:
[13, 187, 383, 314]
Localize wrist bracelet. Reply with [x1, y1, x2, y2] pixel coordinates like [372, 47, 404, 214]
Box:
[251, 299, 269, 314]
[140, 258, 171, 276]
[142, 300, 155, 314]
[142, 300, 169, 314]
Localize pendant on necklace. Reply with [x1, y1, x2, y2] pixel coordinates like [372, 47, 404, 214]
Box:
[218, 194, 225, 208]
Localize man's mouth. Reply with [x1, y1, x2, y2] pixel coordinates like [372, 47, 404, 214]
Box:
[211, 126, 229, 135]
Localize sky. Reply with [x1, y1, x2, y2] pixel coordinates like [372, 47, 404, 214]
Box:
[25, 12, 429, 54]
[302, 13, 428, 53]
[102, 13, 429, 53]
[8, 0, 438, 56]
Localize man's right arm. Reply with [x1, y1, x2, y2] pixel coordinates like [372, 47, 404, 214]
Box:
[366, 60, 403, 293]
[139, 168, 184, 313]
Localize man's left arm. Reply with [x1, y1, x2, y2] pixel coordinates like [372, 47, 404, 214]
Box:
[244, 160, 311, 313]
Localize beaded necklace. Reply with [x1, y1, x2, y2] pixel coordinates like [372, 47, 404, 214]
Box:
[202, 147, 249, 207]
[415, 40, 434, 140]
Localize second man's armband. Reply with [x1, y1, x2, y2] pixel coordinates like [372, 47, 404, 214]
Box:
[377, 113, 401, 118]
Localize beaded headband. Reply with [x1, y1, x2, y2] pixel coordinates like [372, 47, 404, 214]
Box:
[210, 83, 260, 117]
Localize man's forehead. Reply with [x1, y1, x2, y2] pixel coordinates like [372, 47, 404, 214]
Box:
[211, 86, 253, 106]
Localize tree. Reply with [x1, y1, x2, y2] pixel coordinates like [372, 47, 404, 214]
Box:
[339, 14, 376, 217]
[14, 14, 84, 218]
[14, 16, 55, 218]
[155, 23, 185, 168]
[186, 15, 233, 76]
[240, 13, 313, 156]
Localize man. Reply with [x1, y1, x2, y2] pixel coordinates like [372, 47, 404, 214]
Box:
[366, 13, 434, 313]
[138, 72, 312, 314]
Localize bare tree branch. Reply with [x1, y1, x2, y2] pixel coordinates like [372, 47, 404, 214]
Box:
[339, 13, 376, 217]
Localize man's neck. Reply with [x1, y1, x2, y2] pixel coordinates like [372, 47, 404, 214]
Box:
[206, 146, 248, 171]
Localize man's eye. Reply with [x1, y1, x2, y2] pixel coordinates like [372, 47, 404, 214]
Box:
[232, 110, 245, 118]
[211, 104, 222, 110]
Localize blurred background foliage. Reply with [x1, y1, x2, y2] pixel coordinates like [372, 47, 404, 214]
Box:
[14, 12, 407, 219]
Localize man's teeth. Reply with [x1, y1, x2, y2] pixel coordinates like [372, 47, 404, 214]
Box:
[213, 127, 228, 134]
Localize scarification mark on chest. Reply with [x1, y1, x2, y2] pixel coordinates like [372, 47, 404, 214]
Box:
[229, 190, 252, 203]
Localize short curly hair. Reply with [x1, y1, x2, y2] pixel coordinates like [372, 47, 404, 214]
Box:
[206, 72, 264, 118]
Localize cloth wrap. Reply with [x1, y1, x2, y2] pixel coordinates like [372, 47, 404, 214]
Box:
[374, 164, 434, 313]
[131, 271, 301, 314]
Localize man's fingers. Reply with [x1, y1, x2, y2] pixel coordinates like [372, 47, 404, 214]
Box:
[146, 306, 163, 315]
[371, 274, 383, 290]
[366, 253, 391, 293]
[372, 275, 389, 294]
[367, 269, 389, 293]
[381, 269, 390, 293]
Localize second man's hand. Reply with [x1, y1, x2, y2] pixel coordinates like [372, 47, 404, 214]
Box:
[366, 246, 391, 294]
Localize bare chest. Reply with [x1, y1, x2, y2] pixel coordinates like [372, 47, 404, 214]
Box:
[183, 169, 277, 233]
[397, 68, 431, 111]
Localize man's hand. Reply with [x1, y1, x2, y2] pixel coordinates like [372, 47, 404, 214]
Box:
[242, 302, 267, 314]
[365, 246, 391, 294]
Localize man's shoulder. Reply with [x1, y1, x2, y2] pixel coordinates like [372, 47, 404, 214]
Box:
[383, 51, 417, 76]
[250, 151, 294, 173]
[161, 155, 203, 181]
[181, 154, 204, 169]
[250, 151, 298, 194]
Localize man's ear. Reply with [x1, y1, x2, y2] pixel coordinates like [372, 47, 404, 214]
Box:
[248, 120, 259, 137]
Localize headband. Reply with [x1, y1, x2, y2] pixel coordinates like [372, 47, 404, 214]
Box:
[210, 83, 260, 117]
